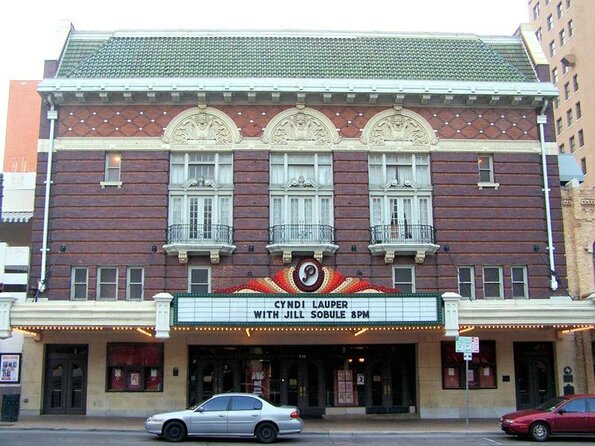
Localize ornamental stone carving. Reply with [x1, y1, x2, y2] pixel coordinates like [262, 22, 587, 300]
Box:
[163, 107, 242, 145]
[262, 108, 340, 145]
[361, 108, 438, 146]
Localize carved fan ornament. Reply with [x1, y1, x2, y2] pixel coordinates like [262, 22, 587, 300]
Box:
[361, 109, 437, 146]
[216, 265, 398, 294]
[163, 107, 242, 145]
[171, 112, 232, 144]
[262, 109, 340, 145]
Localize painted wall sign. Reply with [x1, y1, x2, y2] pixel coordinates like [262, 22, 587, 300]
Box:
[174, 293, 441, 326]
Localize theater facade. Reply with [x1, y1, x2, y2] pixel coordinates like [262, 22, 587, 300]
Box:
[1, 25, 594, 418]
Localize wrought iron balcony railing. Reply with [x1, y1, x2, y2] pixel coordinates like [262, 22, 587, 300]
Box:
[167, 224, 233, 245]
[269, 224, 336, 244]
[370, 224, 435, 245]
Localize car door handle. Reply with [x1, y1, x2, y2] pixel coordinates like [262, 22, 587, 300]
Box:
[218, 414, 225, 417]
[251, 414, 259, 417]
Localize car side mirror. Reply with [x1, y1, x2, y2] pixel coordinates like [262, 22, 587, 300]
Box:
[558, 409, 567, 415]
[195, 407, 204, 413]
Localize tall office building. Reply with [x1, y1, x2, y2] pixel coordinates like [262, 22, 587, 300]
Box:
[528, 0, 594, 187]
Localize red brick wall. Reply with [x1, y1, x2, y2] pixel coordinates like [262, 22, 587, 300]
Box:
[31, 150, 169, 300]
[31, 104, 564, 300]
[57, 105, 539, 141]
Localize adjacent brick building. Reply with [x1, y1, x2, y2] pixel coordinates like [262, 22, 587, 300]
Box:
[1, 26, 594, 419]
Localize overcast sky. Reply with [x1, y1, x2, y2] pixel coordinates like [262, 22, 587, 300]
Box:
[0, 0, 529, 168]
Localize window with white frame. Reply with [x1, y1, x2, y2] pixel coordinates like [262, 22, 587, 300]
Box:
[70, 267, 88, 300]
[576, 102, 582, 119]
[483, 267, 503, 299]
[568, 19, 574, 37]
[104, 152, 121, 182]
[559, 29, 566, 46]
[368, 153, 432, 241]
[97, 267, 118, 299]
[511, 266, 528, 299]
[458, 266, 475, 300]
[127, 267, 144, 301]
[189, 267, 210, 293]
[547, 14, 554, 30]
[478, 155, 494, 183]
[551, 67, 558, 84]
[269, 153, 334, 243]
[393, 266, 415, 293]
[168, 153, 233, 243]
[532, 3, 540, 20]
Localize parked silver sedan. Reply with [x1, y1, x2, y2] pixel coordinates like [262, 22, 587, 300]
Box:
[145, 393, 303, 443]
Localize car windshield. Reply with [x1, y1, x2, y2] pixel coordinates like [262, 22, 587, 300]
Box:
[536, 397, 566, 412]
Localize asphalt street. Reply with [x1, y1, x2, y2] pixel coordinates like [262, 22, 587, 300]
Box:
[0, 430, 593, 446]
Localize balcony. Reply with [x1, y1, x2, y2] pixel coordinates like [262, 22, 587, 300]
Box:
[163, 224, 236, 264]
[368, 223, 440, 264]
[266, 224, 339, 263]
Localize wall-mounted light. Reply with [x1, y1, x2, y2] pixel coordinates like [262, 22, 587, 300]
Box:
[443, 245, 450, 252]
[151, 245, 158, 253]
[173, 367, 179, 377]
[351, 245, 357, 252]
[60, 244, 67, 253]
[248, 245, 254, 253]
[533, 245, 540, 252]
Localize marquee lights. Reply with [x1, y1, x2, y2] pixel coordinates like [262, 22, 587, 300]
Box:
[171, 325, 443, 332]
[13, 328, 40, 337]
[561, 325, 594, 334]
[136, 328, 153, 337]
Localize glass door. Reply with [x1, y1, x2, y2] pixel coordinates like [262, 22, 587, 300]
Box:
[43, 345, 87, 414]
[282, 359, 324, 418]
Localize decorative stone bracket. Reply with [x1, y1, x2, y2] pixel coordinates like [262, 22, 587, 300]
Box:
[442, 292, 461, 337]
[0, 293, 18, 339]
[153, 293, 174, 339]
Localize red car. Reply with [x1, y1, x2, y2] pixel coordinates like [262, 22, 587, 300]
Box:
[500, 394, 595, 441]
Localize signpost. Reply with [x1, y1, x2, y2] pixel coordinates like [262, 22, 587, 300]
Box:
[455, 336, 479, 431]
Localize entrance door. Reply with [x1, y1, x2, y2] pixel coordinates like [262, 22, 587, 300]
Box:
[366, 347, 416, 414]
[514, 342, 556, 410]
[43, 345, 88, 414]
[282, 359, 324, 418]
[189, 359, 240, 406]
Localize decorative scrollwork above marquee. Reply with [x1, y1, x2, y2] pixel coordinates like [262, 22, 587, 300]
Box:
[361, 107, 438, 146]
[262, 107, 341, 145]
[162, 106, 242, 145]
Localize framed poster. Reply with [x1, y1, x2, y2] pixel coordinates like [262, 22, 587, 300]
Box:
[0, 353, 21, 383]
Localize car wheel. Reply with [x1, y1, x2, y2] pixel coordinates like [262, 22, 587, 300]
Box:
[163, 420, 187, 442]
[529, 422, 550, 442]
[255, 422, 278, 444]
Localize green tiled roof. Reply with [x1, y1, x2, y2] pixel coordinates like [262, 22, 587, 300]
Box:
[56, 32, 537, 82]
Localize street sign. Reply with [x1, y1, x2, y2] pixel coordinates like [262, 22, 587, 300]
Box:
[463, 352, 472, 361]
[471, 336, 480, 353]
[455, 336, 473, 353]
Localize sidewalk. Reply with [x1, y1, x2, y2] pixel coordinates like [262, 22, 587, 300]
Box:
[0, 414, 501, 435]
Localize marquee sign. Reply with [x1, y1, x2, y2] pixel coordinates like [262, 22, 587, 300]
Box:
[173, 261, 442, 327]
[174, 293, 442, 326]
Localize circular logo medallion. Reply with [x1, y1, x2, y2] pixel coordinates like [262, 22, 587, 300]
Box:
[293, 258, 325, 292]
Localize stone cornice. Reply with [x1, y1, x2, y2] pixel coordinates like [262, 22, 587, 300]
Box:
[43, 136, 545, 154]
